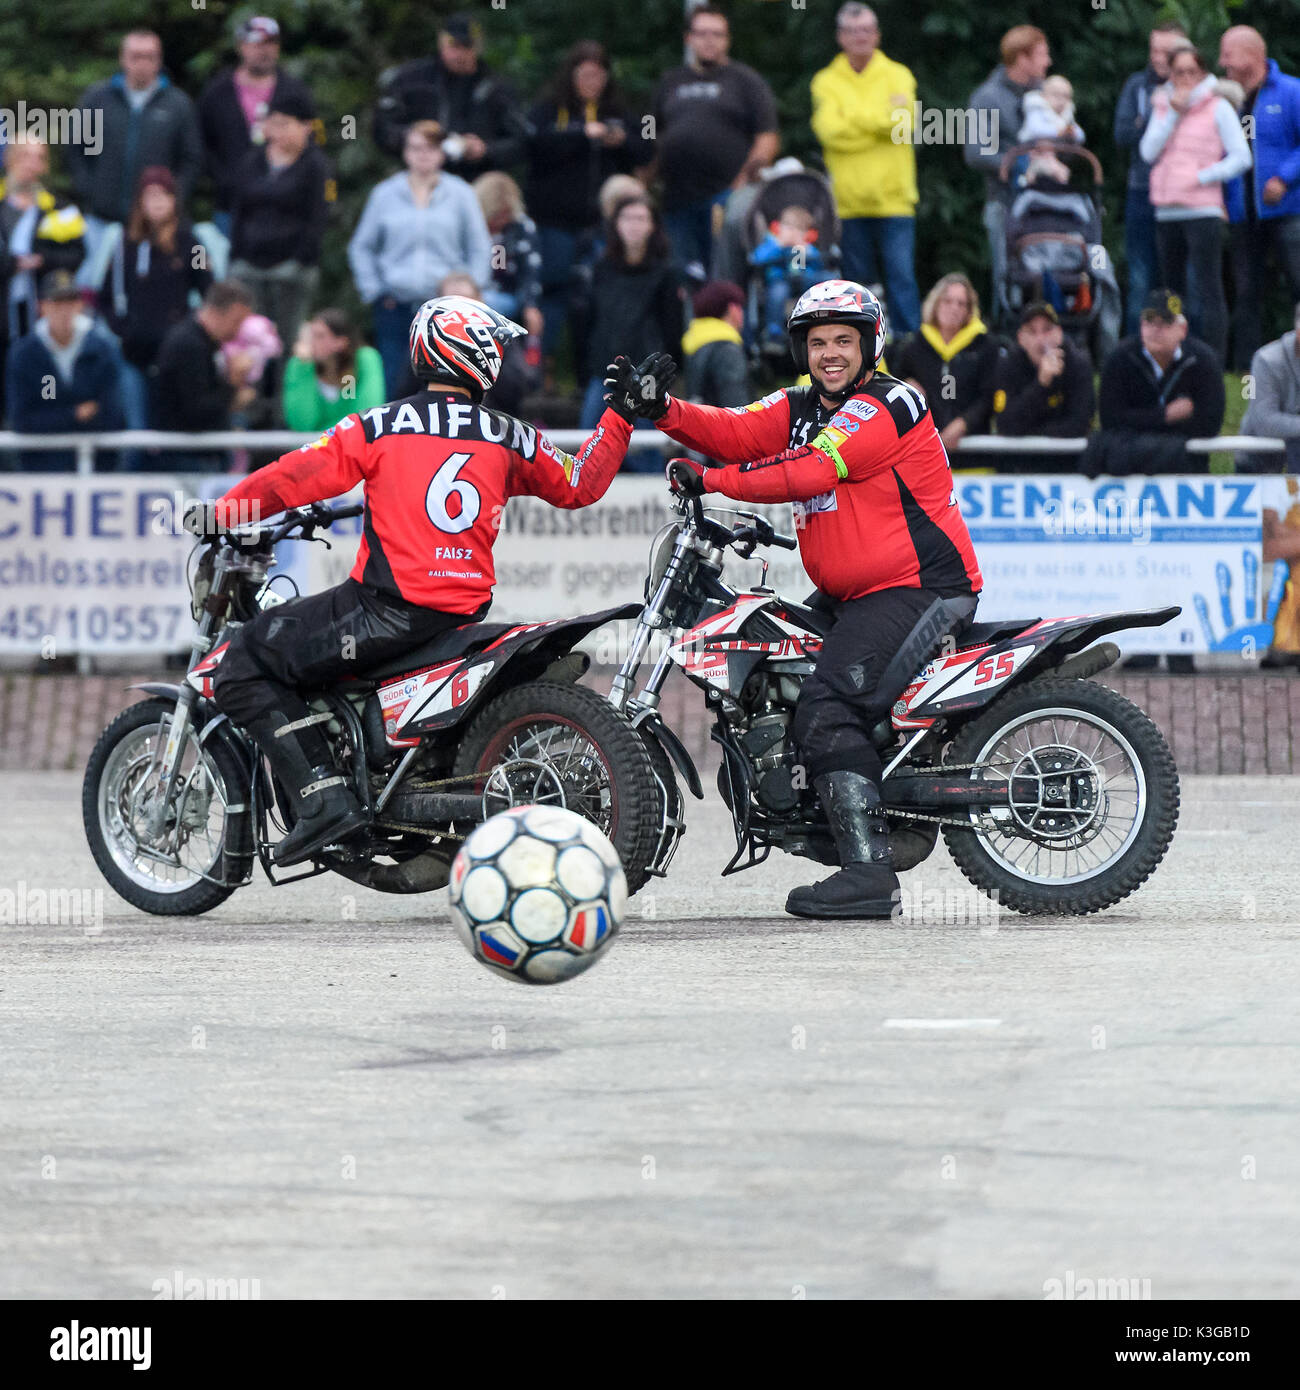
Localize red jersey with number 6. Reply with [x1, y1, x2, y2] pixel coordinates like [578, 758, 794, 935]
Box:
[657, 374, 982, 602]
[216, 391, 632, 612]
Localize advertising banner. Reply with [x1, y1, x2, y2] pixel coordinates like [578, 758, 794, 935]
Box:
[2, 473, 1295, 659]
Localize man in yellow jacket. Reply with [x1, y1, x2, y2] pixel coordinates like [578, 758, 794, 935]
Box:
[811, 4, 920, 335]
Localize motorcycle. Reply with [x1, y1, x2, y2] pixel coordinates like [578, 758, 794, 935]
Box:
[84, 493, 1180, 918]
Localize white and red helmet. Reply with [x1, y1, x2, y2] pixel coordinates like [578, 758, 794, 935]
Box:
[787, 279, 886, 392]
[408, 296, 526, 398]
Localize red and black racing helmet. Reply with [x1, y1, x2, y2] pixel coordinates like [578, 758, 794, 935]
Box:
[787, 279, 886, 399]
[408, 296, 527, 400]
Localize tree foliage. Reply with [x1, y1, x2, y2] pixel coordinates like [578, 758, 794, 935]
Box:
[3, 0, 1295, 317]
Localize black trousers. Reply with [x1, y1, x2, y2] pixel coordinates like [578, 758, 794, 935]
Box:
[212, 578, 483, 730]
[1155, 218, 1226, 366]
[793, 586, 977, 786]
[1228, 214, 1300, 370]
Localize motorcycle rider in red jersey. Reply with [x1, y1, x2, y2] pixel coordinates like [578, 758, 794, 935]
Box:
[184, 297, 668, 867]
[623, 279, 984, 919]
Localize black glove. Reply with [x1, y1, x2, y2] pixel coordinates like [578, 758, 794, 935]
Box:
[666, 456, 707, 497]
[632, 351, 677, 420]
[603, 352, 678, 422]
[181, 499, 224, 539]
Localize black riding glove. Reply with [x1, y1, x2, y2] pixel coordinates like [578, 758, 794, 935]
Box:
[603, 352, 678, 422]
[666, 456, 707, 497]
[181, 499, 224, 539]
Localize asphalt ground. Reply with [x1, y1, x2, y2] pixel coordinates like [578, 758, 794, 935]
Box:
[1, 772, 1297, 1299]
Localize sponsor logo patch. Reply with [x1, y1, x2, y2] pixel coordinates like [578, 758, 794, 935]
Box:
[836, 398, 878, 423]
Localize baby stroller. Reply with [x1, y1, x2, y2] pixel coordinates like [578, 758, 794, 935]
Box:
[739, 163, 842, 379]
[998, 140, 1121, 366]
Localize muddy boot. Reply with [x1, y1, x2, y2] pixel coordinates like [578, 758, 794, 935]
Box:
[786, 770, 900, 920]
[245, 709, 368, 867]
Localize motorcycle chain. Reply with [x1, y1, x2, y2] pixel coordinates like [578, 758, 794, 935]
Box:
[883, 758, 1017, 833]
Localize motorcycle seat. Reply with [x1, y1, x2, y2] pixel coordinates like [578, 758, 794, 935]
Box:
[959, 617, 1040, 647]
[359, 621, 517, 682]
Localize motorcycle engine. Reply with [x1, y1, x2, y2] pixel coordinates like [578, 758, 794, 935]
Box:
[738, 675, 802, 815]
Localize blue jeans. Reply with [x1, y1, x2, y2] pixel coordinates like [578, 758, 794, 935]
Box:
[665, 193, 729, 276]
[1123, 187, 1159, 336]
[982, 200, 1009, 323]
[372, 297, 420, 398]
[839, 216, 921, 336]
[118, 360, 152, 472]
[579, 377, 663, 472]
[535, 224, 582, 357]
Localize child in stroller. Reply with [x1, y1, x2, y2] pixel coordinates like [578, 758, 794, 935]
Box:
[740, 166, 841, 358]
[998, 139, 1121, 364]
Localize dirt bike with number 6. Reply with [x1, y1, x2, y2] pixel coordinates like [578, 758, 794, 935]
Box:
[84, 490, 1182, 918]
[82, 500, 669, 915]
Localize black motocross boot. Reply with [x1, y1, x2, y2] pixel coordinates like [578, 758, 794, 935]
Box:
[785, 770, 901, 920]
[245, 709, 368, 867]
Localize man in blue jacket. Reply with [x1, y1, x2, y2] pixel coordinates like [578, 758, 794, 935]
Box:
[5, 271, 124, 471]
[1220, 26, 1300, 370]
[1113, 22, 1188, 335]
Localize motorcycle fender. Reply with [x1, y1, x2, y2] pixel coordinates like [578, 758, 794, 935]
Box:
[400, 604, 641, 737]
[125, 683, 253, 807]
[634, 710, 704, 800]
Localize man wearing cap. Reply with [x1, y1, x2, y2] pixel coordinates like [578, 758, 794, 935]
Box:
[990, 301, 1096, 470]
[228, 89, 333, 352]
[372, 13, 527, 182]
[0, 139, 87, 422]
[681, 280, 751, 408]
[66, 30, 202, 270]
[1085, 288, 1225, 477]
[4, 270, 124, 470]
[198, 16, 317, 238]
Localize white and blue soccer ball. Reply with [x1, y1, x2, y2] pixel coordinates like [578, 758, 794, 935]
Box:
[448, 805, 628, 985]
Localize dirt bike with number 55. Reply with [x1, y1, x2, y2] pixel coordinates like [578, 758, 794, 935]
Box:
[83, 488, 1182, 918]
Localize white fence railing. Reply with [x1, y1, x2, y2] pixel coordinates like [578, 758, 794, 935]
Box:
[0, 429, 1287, 474]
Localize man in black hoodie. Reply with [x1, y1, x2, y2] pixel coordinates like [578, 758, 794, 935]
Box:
[197, 15, 316, 237]
[991, 301, 1095, 470]
[1084, 288, 1225, 477]
[372, 13, 527, 181]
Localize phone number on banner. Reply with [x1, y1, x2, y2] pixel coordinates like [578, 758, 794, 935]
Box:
[0, 603, 188, 648]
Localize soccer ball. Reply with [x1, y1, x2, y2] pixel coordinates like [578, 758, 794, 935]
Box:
[447, 805, 628, 985]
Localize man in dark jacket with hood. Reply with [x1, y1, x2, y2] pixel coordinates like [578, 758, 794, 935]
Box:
[1113, 22, 1187, 335]
[991, 301, 1095, 470]
[197, 15, 316, 236]
[964, 25, 1051, 324]
[66, 30, 202, 253]
[372, 13, 527, 181]
[1085, 288, 1225, 476]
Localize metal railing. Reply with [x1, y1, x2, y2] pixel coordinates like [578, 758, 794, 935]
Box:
[0, 428, 1287, 473]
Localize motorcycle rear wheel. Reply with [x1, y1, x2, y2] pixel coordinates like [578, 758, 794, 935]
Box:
[941, 677, 1179, 915]
[452, 681, 660, 892]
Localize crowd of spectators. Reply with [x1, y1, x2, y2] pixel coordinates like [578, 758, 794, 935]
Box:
[3, 6, 1300, 476]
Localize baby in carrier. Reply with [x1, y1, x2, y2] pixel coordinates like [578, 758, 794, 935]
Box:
[751, 205, 832, 350]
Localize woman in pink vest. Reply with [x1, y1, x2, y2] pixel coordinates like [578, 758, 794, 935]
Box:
[1140, 43, 1251, 363]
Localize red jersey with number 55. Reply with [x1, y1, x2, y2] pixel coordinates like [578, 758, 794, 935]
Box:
[658, 374, 982, 601]
[217, 391, 632, 612]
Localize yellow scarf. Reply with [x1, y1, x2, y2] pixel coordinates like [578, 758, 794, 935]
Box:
[920, 317, 987, 362]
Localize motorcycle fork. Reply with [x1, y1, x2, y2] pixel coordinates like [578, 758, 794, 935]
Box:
[141, 550, 235, 839]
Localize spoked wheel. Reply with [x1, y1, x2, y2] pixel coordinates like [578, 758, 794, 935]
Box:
[452, 681, 659, 892]
[941, 677, 1179, 915]
[82, 698, 253, 915]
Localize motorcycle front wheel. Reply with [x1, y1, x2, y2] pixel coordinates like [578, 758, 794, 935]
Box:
[941, 677, 1180, 915]
[82, 698, 254, 916]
